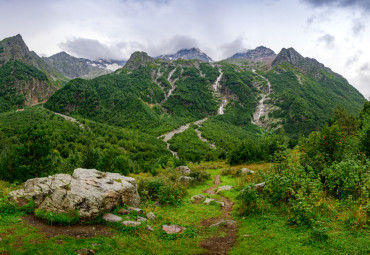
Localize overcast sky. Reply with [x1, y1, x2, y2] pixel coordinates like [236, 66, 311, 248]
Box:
[0, 0, 369, 98]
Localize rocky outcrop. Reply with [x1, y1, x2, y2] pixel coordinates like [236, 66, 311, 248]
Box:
[9, 168, 140, 220]
[124, 51, 154, 70]
[228, 46, 276, 61]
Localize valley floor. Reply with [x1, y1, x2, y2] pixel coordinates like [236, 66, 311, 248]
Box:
[0, 162, 369, 255]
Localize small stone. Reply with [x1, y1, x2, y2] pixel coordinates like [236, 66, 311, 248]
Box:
[146, 225, 154, 231]
[137, 216, 147, 222]
[117, 208, 129, 215]
[102, 213, 122, 222]
[0, 237, 2, 241]
[209, 220, 237, 228]
[216, 201, 225, 207]
[240, 168, 254, 175]
[216, 186, 233, 194]
[254, 182, 265, 192]
[162, 224, 186, 234]
[127, 207, 143, 214]
[203, 198, 215, 205]
[191, 194, 205, 200]
[76, 248, 95, 255]
[146, 212, 156, 220]
[122, 221, 141, 227]
[91, 244, 101, 246]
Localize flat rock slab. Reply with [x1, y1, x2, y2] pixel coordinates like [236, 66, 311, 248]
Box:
[102, 213, 122, 222]
[162, 224, 186, 234]
[127, 207, 143, 214]
[137, 216, 147, 222]
[216, 186, 233, 194]
[191, 194, 205, 200]
[209, 220, 237, 228]
[203, 198, 216, 205]
[122, 221, 141, 227]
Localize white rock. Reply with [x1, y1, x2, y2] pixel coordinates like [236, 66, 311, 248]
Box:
[146, 212, 156, 220]
[191, 194, 205, 200]
[216, 186, 233, 194]
[146, 225, 154, 231]
[137, 216, 147, 222]
[127, 207, 143, 214]
[216, 201, 225, 207]
[240, 168, 254, 174]
[178, 176, 194, 183]
[254, 182, 265, 192]
[9, 168, 140, 220]
[162, 224, 186, 234]
[203, 198, 216, 205]
[102, 213, 122, 222]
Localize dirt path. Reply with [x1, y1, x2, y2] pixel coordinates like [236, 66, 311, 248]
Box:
[200, 175, 238, 255]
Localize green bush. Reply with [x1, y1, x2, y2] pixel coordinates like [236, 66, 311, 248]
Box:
[138, 177, 187, 206]
[238, 184, 258, 215]
[189, 169, 210, 185]
[322, 159, 369, 199]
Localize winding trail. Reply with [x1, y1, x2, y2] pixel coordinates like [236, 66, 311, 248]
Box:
[251, 69, 272, 125]
[55, 113, 85, 129]
[200, 175, 237, 255]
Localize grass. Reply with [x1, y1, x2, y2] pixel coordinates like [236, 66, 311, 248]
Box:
[0, 162, 369, 254]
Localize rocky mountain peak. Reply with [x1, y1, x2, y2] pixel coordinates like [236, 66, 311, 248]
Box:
[272, 47, 304, 67]
[228, 46, 276, 61]
[124, 51, 154, 70]
[156, 48, 213, 62]
[0, 34, 33, 64]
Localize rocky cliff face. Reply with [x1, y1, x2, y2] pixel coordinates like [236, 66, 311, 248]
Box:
[43, 52, 111, 79]
[0, 34, 65, 112]
[156, 48, 213, 62]
[229, 46, 276, 61]
[272, 47, 333, 76]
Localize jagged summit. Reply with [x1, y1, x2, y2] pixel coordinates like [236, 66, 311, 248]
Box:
[228, 46, 276, 61]
[156, 48, 213, 62]
[124, 51, 154, 70]
[272, 47, 333, 75]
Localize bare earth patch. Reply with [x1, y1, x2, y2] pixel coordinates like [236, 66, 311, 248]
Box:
[22, 215, 113, 239]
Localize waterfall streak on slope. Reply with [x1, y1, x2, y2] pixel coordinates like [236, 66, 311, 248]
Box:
[251, 70, 271, 125]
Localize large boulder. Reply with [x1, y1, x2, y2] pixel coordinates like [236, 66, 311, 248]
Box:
[9, 168, 140, 220]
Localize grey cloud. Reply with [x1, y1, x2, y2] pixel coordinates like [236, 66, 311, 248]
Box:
[318, 34, 335, 48]
[60, 38, 144, 60]
[352, 20, 366, 36]
[345, 51, 362, 66]
[147, 35, 199, 57]
[301, 0, 370, 11]
[219, 38, 247, 59]
[359, 62, 370, 71]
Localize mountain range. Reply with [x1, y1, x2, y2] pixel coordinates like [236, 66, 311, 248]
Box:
[0, 34, 366, 143]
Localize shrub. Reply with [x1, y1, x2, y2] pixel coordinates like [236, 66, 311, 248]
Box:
[138, 177, 187, 206]
[189, 169, 210, 185]
[322, 159, 369, 199]
[238, 184, 258, 215]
